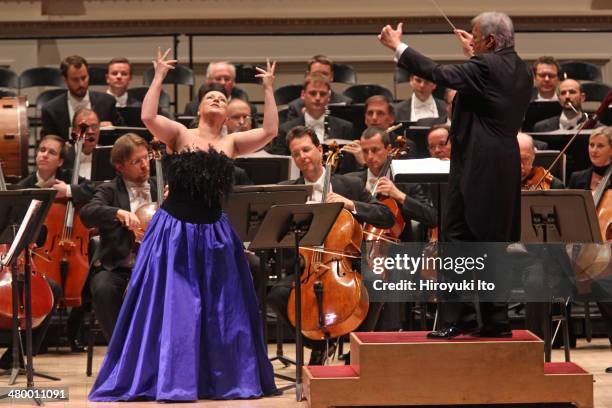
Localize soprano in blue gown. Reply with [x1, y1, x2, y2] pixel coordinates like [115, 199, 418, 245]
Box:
[89, 149, 278, 401]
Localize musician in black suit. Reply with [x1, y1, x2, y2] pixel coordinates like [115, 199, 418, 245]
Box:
[18, 135, 93, 354]
[533, 79, 588, 132]
[80, 134, 158, 341]
[341, 95, 418, 164]
[380, 11, 533, 338]
[394, 74, 448, 126]
[266, 75, 354, 156]
[284, 54, 351, 122]
[266, 126, 394, 365]
[105, 57, 141, 108]
[346, 126, 437, 334]
[41, 55, 121, 140]
[568, 127, 612, 359]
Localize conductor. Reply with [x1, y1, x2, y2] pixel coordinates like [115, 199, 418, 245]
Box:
[378, 12, 533, 338]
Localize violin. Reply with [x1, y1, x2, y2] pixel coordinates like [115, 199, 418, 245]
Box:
[522, 166, 553, 191]
[363, 135, 410, 243]
[32, 124, 90, 306]
[287, 143, 369, 341]
[0, 162, 54, 329]
[134, 141, 165, 243]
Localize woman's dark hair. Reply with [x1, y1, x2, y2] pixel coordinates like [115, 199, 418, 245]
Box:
[198, 82, 228, 101]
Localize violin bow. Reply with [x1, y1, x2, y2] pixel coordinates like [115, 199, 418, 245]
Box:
[533, 91, 612, 189]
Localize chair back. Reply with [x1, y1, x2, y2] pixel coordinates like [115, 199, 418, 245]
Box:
[342, 84, 392, 104]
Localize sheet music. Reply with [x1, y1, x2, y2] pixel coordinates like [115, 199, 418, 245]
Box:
[392, 158, 450, 175]
[0, 199, 42, 267]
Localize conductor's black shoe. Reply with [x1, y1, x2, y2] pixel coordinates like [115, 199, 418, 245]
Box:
[427, 325, 467, 339]
[606, 367, 612, 373]
[70, 339, 86, 353]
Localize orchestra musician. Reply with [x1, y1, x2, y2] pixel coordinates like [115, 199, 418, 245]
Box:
[427, 124, 452, 160]
[79, 133, 156, 342]
[345, 126, 437, 336]
[4, 134, 93, 361]
[379, 11, 533, 338]
[567, 126, 612, 363]
[518, 132, 564, 190]
[266, 125, 394, 365]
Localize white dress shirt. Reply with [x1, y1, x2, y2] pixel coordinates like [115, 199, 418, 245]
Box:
[124, 180, 152, 212]
[67, 91, 91, 124]
[305, 169, 332, 203]
[410, 94, 439, 122]
[108, 90, 128, 108]
[78, 151, 92, 180]
[304, 112, 326, 144]
[36, 172, 71, 197]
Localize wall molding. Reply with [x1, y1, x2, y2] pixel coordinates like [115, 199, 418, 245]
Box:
[2, 15, 612, 38]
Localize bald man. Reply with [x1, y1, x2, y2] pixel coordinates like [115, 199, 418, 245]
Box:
[533, 79, 587, 132]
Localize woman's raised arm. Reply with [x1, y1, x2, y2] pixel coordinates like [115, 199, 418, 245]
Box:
[141, 48, 186, 147]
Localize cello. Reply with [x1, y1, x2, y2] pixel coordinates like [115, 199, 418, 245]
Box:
[32, 125, 90, 307]
[287, 144, 369, 341]
[0, 161, 54, 329]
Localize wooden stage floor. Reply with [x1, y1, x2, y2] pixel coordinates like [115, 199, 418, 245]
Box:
[0, 339, 610, 407]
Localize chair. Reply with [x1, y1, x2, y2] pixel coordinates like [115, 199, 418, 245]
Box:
[35, 88, 66, 110]
[274, 84, 302, 106]
[128, 86, 170, 109]
[142, 64, 194, 88]
[86, 236, 101, 377]
[332, 63, 357, 84]
[143, 64, 194, 113]
[559, 61, 602, 82]
[19, 67, 65, 89]
[342, 84, 393, 104]
[581, 81, 612, 102]
[234, 64, 262, 84]
[0, 67, 19, 89]
[87, 65, 108, 86]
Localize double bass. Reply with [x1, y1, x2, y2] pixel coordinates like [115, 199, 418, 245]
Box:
[32, 125, 90, 307]
[287, 144, 369, 340]
[0, 161, 54, 329]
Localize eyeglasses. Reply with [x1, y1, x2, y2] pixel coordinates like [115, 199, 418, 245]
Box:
[128, 156, 149, 166]
[536, 73, 558, 79]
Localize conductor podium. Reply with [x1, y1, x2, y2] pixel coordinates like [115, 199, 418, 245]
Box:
[303, 330, 593, 408]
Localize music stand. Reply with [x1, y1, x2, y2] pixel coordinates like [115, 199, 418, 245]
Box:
[0, 189, 56, 404]
[248, 202, 343, 401]
[522, 101, 562, 132]
[402, 125, 431, 159]
[521, 189, 602, 362]
[99, 126, 152, 146]
[234, 158, 292, 185]
[223, 185, 311, 374]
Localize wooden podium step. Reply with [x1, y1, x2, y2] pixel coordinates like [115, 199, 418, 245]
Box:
[303, 330, 593, 408]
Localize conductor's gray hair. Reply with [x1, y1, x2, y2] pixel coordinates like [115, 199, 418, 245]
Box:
[472, 12, 515, 50]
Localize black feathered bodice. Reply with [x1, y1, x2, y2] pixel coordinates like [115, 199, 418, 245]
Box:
[161, 149, 234, 223]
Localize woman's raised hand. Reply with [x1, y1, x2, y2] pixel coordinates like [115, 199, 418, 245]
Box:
[255, 58, 276, 88]
[152, 47, 177, 79]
